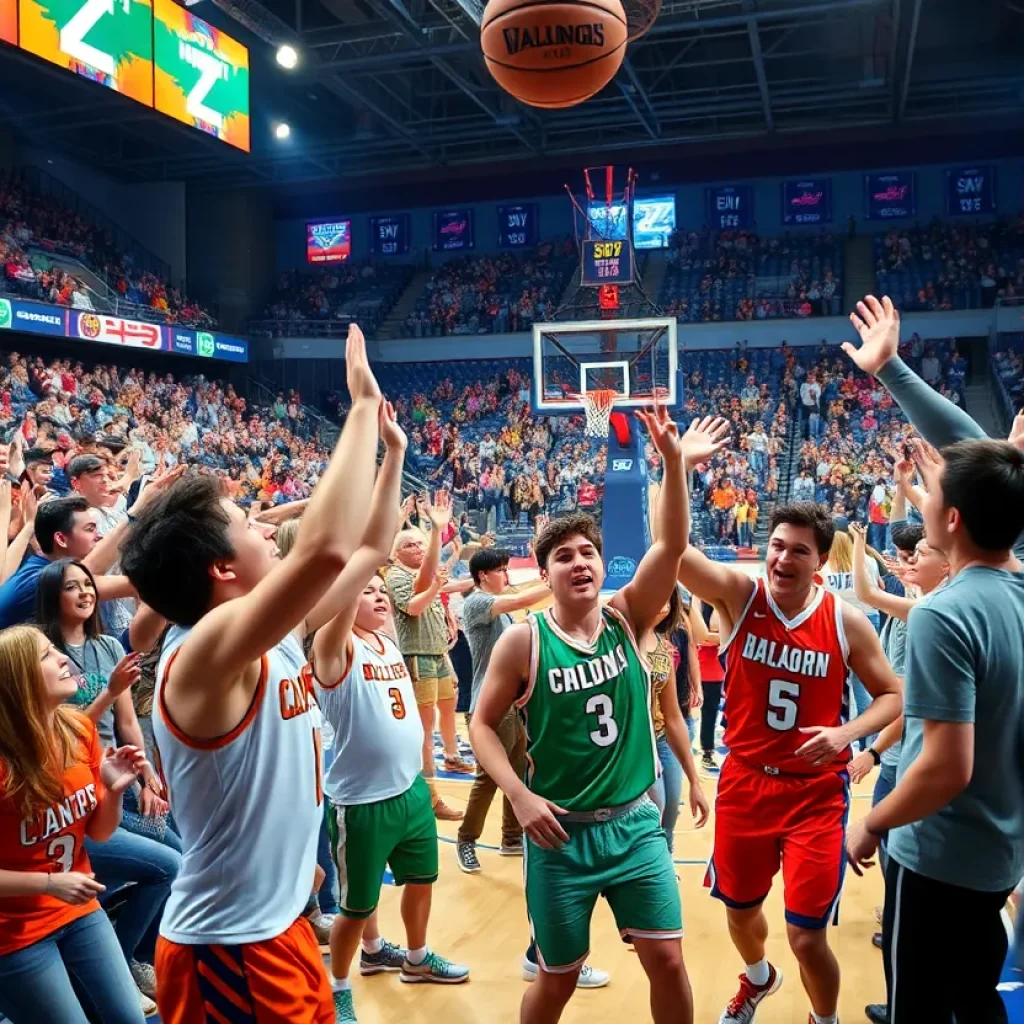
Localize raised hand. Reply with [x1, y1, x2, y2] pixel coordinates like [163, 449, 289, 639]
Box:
[0, 478, 11, 520]
[843, 294, 900, 376]
[910, 437, 944, 494]
[635, 402, 683, 463]
[893, 457, 915, 490]
[1009, 409, 1024, 452]
[676, 415, 731, 467]
[426, 489, 453, 529]
[848, 521, 867, 546]
[106, 653, 142, 698]
[128, 463, 186, 516]
[345, 323, 382, 405]
[100, 745, 149, 796]
[379, 400, 407, 452]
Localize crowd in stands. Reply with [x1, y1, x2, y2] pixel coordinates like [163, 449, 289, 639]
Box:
[661, 228, 843, 323]
[0, 176, 215, 328]
[257, 260, 414, 338]
[0, 350, 326, 509]
[404, 239, 578, 337]
[875, 215, 1024, 311]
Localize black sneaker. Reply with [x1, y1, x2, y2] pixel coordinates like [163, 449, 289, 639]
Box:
[456, 841, 481, 873]
[865, 1004, 889, 1024]
[700, 751, 720, 777]
[872, 932, 883, 949]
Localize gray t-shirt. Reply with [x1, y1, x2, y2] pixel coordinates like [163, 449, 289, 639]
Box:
[878, 614, 906, 768]
[463, 589, 511, 713]
[890, 567, 1024, 892]
[65, 634, 127, 749]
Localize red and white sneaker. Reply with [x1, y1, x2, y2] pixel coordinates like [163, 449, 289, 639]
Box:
[717, 964, 783, 1023]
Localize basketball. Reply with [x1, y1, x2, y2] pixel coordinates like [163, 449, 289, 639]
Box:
[480, 0, 629, 109]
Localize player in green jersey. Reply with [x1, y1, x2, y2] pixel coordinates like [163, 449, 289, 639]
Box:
[471, 407, 730, 1024]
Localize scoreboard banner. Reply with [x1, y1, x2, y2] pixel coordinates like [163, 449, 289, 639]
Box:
[706, 185, 753, 231]
[369, 214, 410, 256]
[946, 166, 996, 216]
[581, 239, 634, 286]
[153, 0, 250, 152]
[19, 0, 154, 105]
[865, 172, 915, 220]
[0, 297, 247, 361]
[433, 208, 474, 252]
[497, 204, 538, 249]
[306, 220, 351, 264]
[782, 178, 832, 225]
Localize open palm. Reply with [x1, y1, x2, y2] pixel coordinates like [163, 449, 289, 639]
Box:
[843, 294, 900, 376]
[677, 415, 731, 467]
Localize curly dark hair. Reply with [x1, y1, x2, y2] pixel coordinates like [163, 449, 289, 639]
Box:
[534, 512, 603, 571]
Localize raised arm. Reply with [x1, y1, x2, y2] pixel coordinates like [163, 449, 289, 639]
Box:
[844, 294, 987, 446]
[613, 411, 730, 636]
[311, 404, 407, 679]
[850, 522, 917, 621]
[413, 491, 450, 595]
[170, 324, 382, 690]
[488, 580, 551, 616]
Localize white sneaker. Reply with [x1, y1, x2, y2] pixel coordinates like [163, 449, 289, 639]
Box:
[307, 908, 336, 946]
[718, 963, 783, 1023]
[522, 956, 611, 988]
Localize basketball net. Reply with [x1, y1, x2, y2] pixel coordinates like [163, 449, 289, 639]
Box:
[582, 389, 616, 438]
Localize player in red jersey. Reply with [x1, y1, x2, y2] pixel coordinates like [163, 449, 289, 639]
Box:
[677, 488, 902, 1024]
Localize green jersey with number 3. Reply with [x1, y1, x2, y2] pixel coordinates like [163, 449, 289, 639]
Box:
[518, 607, 657, 812]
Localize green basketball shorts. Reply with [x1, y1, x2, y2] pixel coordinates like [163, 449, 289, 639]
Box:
[524, 797, 682, 971]
[328, 775, 439, 919]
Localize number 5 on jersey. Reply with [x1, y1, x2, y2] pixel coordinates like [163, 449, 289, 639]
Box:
[766, 679, 800, 731]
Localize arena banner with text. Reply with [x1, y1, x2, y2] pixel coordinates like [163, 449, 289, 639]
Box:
[782, 178, 832, 225]
[706, 185, 753, 231]
[581, 238, 634, 286]
[19, 0, 154, 105]
[0, 297, 247, 361]
[306, 219, 352, 264]
[369, 214, 410, 256]
[433, 208, 475, 252]
[497, 204, 538, 249]
[153, 0, 250, 152]
[945, 165, 996, 217]
[0, 0, 16, 44]
[865, 171, 915, 220]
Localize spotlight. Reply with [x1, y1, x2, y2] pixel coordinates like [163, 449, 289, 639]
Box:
[273, 122, 291, 140]
[276, 44, 299, 69]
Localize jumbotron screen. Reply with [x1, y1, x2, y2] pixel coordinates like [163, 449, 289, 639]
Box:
[153, 0, 250, 152]
[18, 0, 155, 106]
[0, 0, 16, 44]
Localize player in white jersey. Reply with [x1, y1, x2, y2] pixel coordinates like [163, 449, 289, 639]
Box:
[312, 404, 468, 1023]
[122, 325, 392, 1024]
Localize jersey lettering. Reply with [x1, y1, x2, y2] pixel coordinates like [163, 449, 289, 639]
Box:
[60, 0, 118, 78]
[547, 644, 628, 694]
[19, 784, 98, 845]
[47, 835, 76, 873]
[388, 687, 407, 719]
[741, 632, 830, 678]
[279, 673, 315, 720]
[766, 679, 800, 731]
[585, 694, 619, 747]
[362, 661, 409, 683]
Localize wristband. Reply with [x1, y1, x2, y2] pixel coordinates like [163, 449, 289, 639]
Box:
[868, 747, 882, 766]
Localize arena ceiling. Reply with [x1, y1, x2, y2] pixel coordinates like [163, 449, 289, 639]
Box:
[2, 0, 1024, 191]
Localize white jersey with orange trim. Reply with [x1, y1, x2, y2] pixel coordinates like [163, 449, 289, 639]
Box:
[153, 626, 322, 945]
[318, 630, 423, 806]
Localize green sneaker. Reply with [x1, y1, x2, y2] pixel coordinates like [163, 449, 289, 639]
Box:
[399, 950, 470, 985]
[333, 987, 357, 1023]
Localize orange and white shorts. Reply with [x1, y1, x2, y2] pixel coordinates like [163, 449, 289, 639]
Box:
[155, 915, 333, 1023]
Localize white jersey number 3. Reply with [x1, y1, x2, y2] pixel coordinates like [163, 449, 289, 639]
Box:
[586, 694, 619, 747]
[766, 679, 801, 732]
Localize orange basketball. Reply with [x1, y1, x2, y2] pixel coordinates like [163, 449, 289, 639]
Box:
[480, 0, 628, 110]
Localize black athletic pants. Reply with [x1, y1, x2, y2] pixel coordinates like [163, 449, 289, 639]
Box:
[883, 856, 1012, 1023]
[700, 681, 722, 753]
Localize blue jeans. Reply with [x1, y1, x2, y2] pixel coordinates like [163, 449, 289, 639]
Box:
[872, 762, 898, 874]
[85, 825, 180, 966]
[867, 522, 887, 553]
[850, 610, 882, 750]
[317, 804, 340, 915]
[0, 908, 145, 1023]
[649, 734, 684, 854]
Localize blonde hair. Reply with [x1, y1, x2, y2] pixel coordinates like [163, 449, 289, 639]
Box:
[391, 527, 426, 563]
[828, 530, 853, 573]
[0, 626, 90, 816]
[276, 519, 300, 558]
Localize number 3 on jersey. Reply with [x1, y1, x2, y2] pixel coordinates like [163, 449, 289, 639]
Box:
[586, 694, 619, 747]
[766, 679, 800, 731]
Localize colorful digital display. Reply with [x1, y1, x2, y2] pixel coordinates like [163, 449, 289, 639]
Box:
[946, 166, 996, 216]
[706, 185, 754, 230]
[497, 204, 538, 249]
[433, 208, 474, 252]
[782, 178, 832, 225]
[586, 195, 676, 250]
[865, 172, 915, 220]
[581, 239, 634, 287]
[369, 214, 410, 256]
[306, 220, 352, 264]
[0, 0, 17, 44]
[153, 0, 249, 152]
[19, 0, 154, 105]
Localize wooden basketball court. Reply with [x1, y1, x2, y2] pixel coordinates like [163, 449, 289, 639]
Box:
[344, 769, 889, 1023]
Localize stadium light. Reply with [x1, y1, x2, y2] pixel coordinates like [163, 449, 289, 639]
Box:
[273, 121, 291, 140]
[276, 44, 299, 69]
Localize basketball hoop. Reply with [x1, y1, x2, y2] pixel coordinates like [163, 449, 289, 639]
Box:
[581, 389, 617, 438]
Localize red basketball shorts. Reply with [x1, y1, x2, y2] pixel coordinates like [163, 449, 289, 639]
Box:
[155, 915, 334, 1023]
[704, 756, 850, 929]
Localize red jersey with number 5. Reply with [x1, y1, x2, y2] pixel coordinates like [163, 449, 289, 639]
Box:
[720, 578, 851, 775]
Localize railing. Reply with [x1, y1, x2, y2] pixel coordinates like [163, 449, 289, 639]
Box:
[249, 318, 354, 339]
